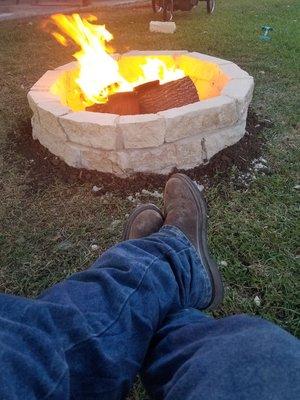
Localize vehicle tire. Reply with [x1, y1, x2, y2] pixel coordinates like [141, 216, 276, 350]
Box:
[163, 0, 174, 21]
[207, 0, 216, 14]
[152, 0, 163, 13]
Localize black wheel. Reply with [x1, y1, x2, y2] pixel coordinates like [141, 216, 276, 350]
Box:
[206, 0, 216, 14]
[152, 0, 163, 13]
[162, 0, 174, 21]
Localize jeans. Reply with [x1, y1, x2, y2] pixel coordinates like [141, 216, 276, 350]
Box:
[0, 226, 299, 399]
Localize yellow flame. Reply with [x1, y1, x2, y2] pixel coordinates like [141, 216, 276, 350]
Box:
[50, 14, 185, 106]
[138, 58, 184, 85]
[52, 32, 68, 46]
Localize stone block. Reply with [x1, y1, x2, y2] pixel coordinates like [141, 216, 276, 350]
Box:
[63, 143, 82, 168]
[202, 120, 247, 161]
[124, 50, 187, 57]
[80, 147, 123, 175]
[159, 96, 238, 143]
[188, 52, 231, 65]
[173, 134, 206, 170]
[59, 111, 119, 150]
[220, 63, 250, 79]
[33, 123, 82, 168]
[31, 70, 64, 92]
[176, 54, 229, 100]
[172, 120, 246, 171]
[119, 114, 165, 149]
[37, 101, 70, 141]
[55, 61, 79, 71]
[31, 115, 40, 137]
[32, 123, 64, 158]
[118, 142, 177, 174]
[27, 90, 60, 114]
[176, 54, 217, 75]
[150, 21, 176, 34]
[222, 77, 254, 116]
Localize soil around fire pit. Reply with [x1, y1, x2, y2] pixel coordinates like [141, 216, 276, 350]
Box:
[6, 109, 272, 197]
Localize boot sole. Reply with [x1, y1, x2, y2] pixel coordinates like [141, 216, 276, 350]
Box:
[169, 174, 224, 310]
[122, 204, 163, 241]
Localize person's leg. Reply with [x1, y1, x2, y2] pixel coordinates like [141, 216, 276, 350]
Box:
[0, 174, 224, 399]
[142, 308, 300, 400]
[0, 227, 211, 400]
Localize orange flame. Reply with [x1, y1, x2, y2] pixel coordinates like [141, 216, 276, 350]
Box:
[50, 14, 185, 106]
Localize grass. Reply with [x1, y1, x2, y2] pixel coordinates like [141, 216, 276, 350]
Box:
[0, 0, 299, 398]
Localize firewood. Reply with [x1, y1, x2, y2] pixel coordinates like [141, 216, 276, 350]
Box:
[86, 91, 140, 115]
[134, 76, 199, 114]
[86, 76, 199, 115]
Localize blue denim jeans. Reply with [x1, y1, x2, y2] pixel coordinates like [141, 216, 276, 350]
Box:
[0, 226, 299, 399]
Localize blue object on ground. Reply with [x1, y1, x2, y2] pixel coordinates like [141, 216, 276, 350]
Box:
[0, 225, 299, 399]
[260, 25, 273, 41]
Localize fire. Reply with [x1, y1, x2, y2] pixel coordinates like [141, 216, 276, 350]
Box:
[135, 58, 185, 86]
[50, 13, 185, 106]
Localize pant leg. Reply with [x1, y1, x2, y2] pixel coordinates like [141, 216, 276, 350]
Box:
[142, 309, 300, 400]
[0, 226, 211, 400]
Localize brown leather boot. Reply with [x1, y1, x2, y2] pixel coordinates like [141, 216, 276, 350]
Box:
[164, 173, 224, 309]
[122, 204, 164, 240]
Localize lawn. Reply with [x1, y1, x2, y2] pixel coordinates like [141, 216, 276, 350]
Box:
[0, 0, 299, 398]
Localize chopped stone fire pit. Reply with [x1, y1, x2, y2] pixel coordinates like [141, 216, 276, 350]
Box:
[28, 50, 254, 177]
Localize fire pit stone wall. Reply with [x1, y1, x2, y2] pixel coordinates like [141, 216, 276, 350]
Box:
[28, 51, 254, 176]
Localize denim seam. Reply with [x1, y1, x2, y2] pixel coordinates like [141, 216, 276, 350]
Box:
[202, 267, 211, 306]
[158, 227, 212, 306]
[159, 226, 205, 267]
[158, 225, 194, 247]
[64, 245, 197, 354]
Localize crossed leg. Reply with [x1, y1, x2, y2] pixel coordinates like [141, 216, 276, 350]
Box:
[0, 226, 211, 399]
[142, 308, 300, 400]
[0, 227, 298, 399]
[0, 174, 298, 399]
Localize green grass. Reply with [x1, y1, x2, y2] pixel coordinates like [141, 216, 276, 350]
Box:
[0, 1, 299, 398]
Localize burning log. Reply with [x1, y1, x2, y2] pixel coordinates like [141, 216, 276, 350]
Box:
[135, 76, 199, 114]
[86, 92, 140, 115]
[86, 76, 199, 115]
[50, 14, 200, 115]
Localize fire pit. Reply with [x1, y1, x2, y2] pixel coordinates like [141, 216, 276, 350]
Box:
[28, 15, 254, 177]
